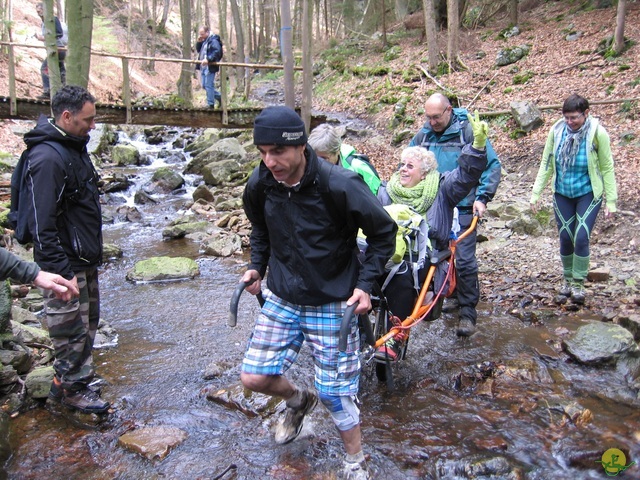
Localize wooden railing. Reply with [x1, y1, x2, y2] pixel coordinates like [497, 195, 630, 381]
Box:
[1, 41, 302, 125]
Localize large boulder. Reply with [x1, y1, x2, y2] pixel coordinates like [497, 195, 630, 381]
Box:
[510, 100, 544, 132]
[496, 45, 530, 66]
[112, 144, 141, 166]
[126, 256, 200, 282]
[184, 138, 246, 175]
[150, 167, 185, 193]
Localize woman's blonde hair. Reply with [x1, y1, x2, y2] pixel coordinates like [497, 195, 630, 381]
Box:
[400, 146, 437, 174]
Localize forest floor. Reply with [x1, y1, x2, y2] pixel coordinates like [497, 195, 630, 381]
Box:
[0, 0, 638, 322]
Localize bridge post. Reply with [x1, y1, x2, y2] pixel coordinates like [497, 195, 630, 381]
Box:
[221, 66, 228, 125]
[122, 57, 132, 124]
[8, 44, 17, 116]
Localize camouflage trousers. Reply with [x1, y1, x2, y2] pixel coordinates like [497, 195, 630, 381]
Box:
[42, 267, 100, 392]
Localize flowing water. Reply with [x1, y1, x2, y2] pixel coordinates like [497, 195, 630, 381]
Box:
[4, 129, 639, 480]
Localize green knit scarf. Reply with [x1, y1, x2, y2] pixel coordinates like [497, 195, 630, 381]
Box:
[386, 170, 440, 214]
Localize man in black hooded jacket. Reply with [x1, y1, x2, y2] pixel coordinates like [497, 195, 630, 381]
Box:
[22, 85, 108, 414]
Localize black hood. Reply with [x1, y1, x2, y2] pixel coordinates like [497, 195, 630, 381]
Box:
[23, 114, 90, 152]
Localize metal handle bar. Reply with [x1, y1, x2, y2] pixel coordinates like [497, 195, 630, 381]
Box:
[228, 279, 264, 327]
[338, 301, 359, 353]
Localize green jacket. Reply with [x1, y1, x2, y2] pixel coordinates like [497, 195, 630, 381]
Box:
[530, 117, 618, 212]
[340, 144, 381, 195]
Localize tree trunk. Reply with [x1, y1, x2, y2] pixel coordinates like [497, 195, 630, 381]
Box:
[230, 0, 246, 97]
[66, 0, 93, 89]
[301, 0, 313, 131]
[258, 0, 266, 62]
[159, 0, 171, 33]
[446, 0, 458, 71]
[423, 0, 438, 71]
[509, 0, 518, 27]
[614, 0, 626, 55]
[381, 0, 387, 46]
[280, 0, 295, 107]
[177, 0, 193, 106]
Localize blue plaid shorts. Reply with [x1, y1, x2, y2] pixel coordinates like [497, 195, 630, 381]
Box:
[241, 289, 361, 397]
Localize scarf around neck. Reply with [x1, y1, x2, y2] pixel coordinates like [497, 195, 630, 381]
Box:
[558, 116, 591, 175]
[386, 170, 440, 215]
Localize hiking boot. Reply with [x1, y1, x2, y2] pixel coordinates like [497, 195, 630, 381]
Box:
[570, 285, 586, 305]
[49, 378, 103, 402]
[374, 337, 403, 362]
[342, 460, 371, 480]
[559, 282, 572, 297]
[61, 387, 110, 414]
[456, 318, 476, 337]
[274, 389, 317, 444]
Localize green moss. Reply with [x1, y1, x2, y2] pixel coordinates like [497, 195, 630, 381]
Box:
[513, 71, 534, 85]
[503, 87, 514, 94]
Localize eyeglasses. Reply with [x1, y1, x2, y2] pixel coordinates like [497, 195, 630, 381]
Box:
[563, 112, 585, 122]
[425, 107, 449, 122]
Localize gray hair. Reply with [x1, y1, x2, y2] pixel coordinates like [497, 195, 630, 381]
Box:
[400, 146, 437, 174]
[308, 123, 341, 155]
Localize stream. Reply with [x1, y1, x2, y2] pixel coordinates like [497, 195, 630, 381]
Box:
[3, 126, 639, 480]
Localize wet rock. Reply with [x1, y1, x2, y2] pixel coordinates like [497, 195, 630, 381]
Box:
[126, 256, 200, 282]
[162, 220, 210, 239]
[102, 243, 123, 262]
[133, 190, 158, 205]
[201, 233, 242, 257]
[11, 321, 50, 345]
[100, 171, 132, 193]
[202, 159, 246, 187]
[0, 348, 32, 374]
[0, 281, 11, 334]
[204, 382, 281, 417]
[562, 321, 638, 365]
[202, 360, 233, 380]
[184, 138, 246, 175]
[118, 426, 188, 460]
[112, 144, 141, 166]
[193, 184, 215, 203]
[150, 167, 185, 193]
[10, 305, 38, 325]
[616, 313, 640, 341]
[24, 366, 54, 399]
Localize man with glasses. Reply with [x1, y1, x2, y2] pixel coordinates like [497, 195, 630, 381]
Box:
[409, 93, 501, 336]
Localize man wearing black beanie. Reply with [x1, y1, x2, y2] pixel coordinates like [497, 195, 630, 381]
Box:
[239, 105, 397, 479]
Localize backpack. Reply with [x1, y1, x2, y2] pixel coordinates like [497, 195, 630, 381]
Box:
[210, 34, 223, 62]
[358, 203, 430, 292]
[8, 141, 76, 244]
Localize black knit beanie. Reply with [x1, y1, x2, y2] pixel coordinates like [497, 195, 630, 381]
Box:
[253, 106, 308, 146]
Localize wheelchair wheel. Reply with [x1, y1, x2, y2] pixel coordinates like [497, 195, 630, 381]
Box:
[371, 303, 397, 388]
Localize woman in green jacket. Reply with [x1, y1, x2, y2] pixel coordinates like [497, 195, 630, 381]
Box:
[530, 94, 618, 304]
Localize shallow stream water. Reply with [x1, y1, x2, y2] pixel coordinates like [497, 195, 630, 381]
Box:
[4, 128, 639, 480]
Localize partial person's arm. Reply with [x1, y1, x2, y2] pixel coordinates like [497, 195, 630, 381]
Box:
[0, 248, 78, 300]
[530, 125, 558, 212]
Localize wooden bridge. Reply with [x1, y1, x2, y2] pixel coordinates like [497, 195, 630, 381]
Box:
[0, 42, 326, 129]
[0, 96, 326, 129]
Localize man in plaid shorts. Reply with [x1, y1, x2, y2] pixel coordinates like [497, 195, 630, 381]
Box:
[240, 106, 396, 480]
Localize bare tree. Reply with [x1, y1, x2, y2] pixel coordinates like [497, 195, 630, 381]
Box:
[65, 0, 94, 89]
[41, 0, 62, 95]
[230, 0, 246, 97]
[613, 0, 626, 55]
[280, 0, 295, 107]
[446, 0, 459, 71]
[509, 0, 517, 27]
[423, 0, 438, 71]
[301, 0, 313, 130]
[177, 0, 193, 105]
